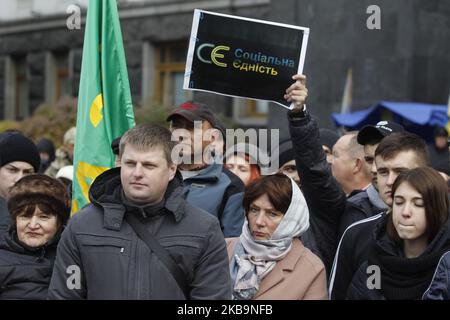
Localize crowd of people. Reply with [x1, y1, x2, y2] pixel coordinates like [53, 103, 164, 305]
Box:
[0, 74, 449, 300]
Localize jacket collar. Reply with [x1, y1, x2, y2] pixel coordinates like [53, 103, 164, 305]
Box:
[183, 163, 222, 182]
[254, 238, 305, 297]
[1, 228, 61, 261]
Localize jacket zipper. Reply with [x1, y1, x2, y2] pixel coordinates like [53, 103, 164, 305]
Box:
[135, 237, 141, 299]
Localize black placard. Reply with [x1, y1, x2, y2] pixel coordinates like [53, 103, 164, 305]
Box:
[184, 10, 309, 109]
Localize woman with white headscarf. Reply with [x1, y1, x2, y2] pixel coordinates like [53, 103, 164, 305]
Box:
[226, 173, 328, 300]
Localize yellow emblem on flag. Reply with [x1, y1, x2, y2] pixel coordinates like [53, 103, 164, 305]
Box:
[89, 94, 104, 128]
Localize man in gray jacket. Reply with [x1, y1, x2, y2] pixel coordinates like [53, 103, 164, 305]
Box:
[48, 124, 231, 299]
[167, 101, 245, 237]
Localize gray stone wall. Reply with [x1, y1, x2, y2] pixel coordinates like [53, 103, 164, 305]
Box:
[1, 0, 448, 130]
[0, 2, 271, 120]
[268, 0, 450, 133]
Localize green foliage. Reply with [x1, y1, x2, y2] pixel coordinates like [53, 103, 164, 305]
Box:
[0, 98, 239, 146]
[133, 101, 238, 130]
[134, 103, 172, 128]
[0, 97, 77, 147]
[0, 120, 21, 132]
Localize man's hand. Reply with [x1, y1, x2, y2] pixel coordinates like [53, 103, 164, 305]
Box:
[284, 74, 308, 111]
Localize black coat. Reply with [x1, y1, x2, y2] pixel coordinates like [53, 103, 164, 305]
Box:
[427, 144, 450, 176]
[423, 250, 450, 300]
[329, 212, 386, 299]
[288, 111, 347, 274]
[0, 196, 10, 235]
[0, 230, 59, 300]
[339, 189, 386, 239]
[48, 168, 231, 300]
[347, 215, 450, 300]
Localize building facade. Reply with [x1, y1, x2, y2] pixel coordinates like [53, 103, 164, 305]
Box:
[0, 0, 449, 136]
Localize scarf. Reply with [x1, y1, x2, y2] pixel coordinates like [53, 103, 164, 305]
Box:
[369, 216, 450, 300]
[230, 179, 310, 300]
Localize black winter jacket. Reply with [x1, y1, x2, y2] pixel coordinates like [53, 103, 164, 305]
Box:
[0, 230, 59, 299]
[0, 196, 10, 235]
[338, 189, 386, 239]
[48, 168, 231, 300]
[329, 212, 386, 299]
[288, 111, 347, 274]
[423, 250, 450, 300]
[347, 215, 450, 300]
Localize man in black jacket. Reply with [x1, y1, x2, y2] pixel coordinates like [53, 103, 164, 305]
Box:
[328, 131, 429, 299]
[48, 124, 231, 300]
[338, 121, 404, 237]
[284, 74, 347, 274]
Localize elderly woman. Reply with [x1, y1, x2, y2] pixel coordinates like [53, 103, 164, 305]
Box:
[226, 173, 327, 300]
[0, 174, 70, 299]
[347, 167, 450, 300]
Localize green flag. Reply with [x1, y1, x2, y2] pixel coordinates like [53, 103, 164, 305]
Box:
[72, 0, 135, 213]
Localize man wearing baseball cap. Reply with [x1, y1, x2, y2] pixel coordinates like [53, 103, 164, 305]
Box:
[338, 120, 404, 237]
[357, 121, 405, 189]
[167, 101, 245, 237]
[0, 132, 40, 234]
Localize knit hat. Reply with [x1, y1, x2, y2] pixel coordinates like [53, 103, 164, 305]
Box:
[270, 139, 294, 170]
[7, 174, 71, 226]
[36, 138, 56, 163]
[0, 133, 40, 172]
[319, 128, 340, 151]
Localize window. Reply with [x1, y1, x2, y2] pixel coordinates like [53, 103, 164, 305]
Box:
[46, 51, 71, 105]
[14, 56, 29, 120]
[54, 52, 70, 100]
[155, 42, 191, 107]
[233, 98, 269, 125]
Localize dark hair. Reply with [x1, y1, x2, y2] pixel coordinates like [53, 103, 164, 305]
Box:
[119, 124, 176, 164]
[243, 173, 292, 215]
[8, 174, 70, 227]
[387, 167, 449, 244]
[375, 132, 429, 166]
